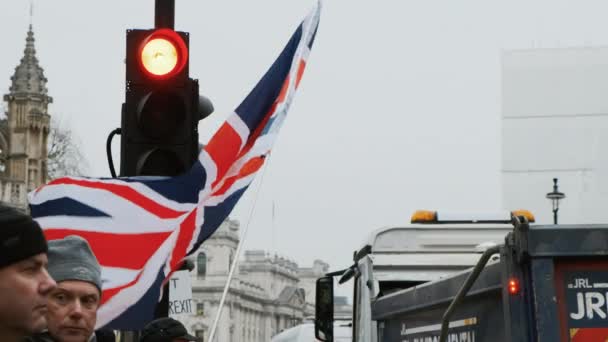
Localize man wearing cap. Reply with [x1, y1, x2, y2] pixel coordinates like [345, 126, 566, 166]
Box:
[140, 317, 198, 342]
[28, 235, 106, 342]
[0, 205, 56, 342]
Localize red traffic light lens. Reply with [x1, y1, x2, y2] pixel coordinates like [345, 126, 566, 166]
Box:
[138, 29, 188, 79]
[141, 38, 178, 76]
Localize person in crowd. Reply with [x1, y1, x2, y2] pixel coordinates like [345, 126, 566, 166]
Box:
[140, 317, 198, 342]
[27, 235, 105, 342]
[0, 205, 56, 342]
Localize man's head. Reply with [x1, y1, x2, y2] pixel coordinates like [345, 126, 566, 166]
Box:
[46, 235, 102, 342]
[0, 205, 56, 339]
[140, 317, 198, 342]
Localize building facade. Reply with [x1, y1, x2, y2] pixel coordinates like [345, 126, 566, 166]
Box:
[502, 47, 608, 224]
[1, 25, 51, 209]
[180, 219, 333, 342]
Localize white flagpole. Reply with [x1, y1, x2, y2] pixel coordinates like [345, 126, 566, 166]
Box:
[272, 200, 276, 252]
[208, 156, 271, 342]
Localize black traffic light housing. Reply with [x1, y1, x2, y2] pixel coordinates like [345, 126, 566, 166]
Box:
[120, 28, 200, 177]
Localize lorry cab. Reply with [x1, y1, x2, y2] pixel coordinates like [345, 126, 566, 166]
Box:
[316, 212, 516, 342]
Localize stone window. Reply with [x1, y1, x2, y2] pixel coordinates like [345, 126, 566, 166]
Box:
[229, 250, 234, 271]
[196, 302, 204, 316]
[195, 330, 205, 342]
[197, 252, 207, 277]
[10, 184, 20, 204]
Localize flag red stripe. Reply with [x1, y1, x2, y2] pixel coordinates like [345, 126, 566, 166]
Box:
[206, 124, 243, 188]
[101, 271, 144, 305]
[276, 74, 291, 103]
[46, 178, 186, 219]
[296, 60, 306, 88]
[44, 229, 171, 269]
[212, 156, 265, 197]
[170, 210, 197, 270]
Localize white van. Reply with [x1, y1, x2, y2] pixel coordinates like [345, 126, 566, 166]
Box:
[271, 322, 351, 342]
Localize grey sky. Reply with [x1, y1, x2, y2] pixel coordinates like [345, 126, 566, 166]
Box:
[1, 0, 607, 278]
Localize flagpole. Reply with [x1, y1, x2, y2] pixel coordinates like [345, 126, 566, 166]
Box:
[272, 200, 276, 253]
[29, 0, 33, 26]
[208, 155, 271, 342]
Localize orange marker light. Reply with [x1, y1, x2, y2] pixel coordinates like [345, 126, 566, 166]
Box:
[508, 278, 520, 295]
[141, 38, 178, 76]
[410, 210, 437, 223]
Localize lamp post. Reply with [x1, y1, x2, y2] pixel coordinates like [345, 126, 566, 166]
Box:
[546, 178, 566, 224]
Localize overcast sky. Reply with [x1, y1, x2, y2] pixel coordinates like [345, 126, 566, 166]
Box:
[2, 1, 608, 282]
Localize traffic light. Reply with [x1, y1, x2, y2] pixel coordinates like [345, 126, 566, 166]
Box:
[120, 28, 200, 177]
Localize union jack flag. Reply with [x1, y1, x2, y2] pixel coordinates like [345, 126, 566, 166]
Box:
[28, 3, 321, 329]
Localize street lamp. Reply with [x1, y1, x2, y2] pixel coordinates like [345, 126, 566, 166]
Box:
[546, 178, 565, 224]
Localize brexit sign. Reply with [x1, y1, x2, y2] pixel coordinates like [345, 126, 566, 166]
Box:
[168, 270, 194, 318]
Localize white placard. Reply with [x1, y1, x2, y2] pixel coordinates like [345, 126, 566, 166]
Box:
[168, 270, 194, 317]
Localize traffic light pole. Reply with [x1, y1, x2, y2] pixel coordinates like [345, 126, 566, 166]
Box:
[155, 0, 175, 29]
[153, 0, 175, 320]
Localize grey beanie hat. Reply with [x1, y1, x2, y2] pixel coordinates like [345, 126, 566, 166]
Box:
[47, 235, 102, 292]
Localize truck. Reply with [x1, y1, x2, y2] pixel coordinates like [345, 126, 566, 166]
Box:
[314, 210, 608, 341]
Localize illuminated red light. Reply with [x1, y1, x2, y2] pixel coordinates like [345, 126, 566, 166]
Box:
[141, 38, 178, 76]
[138, 29, 188, 79]
[508, 278, 520, 295]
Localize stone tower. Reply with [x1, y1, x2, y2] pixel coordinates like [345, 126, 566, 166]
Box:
[0, 25, 51, 208]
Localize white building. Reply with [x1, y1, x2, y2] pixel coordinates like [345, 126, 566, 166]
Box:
[181, 219, 338, 342]
[502, 47, 608, 224]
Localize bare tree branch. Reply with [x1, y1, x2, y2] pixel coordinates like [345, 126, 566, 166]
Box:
[47, 118, 88, 180]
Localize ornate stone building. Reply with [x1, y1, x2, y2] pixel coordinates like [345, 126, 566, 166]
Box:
[1, 25, 51, 208]
[181, 219, 331, 342]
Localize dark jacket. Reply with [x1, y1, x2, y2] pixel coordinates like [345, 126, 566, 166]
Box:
[25, 329, 115, 342]
[23, 332, 55, 342]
